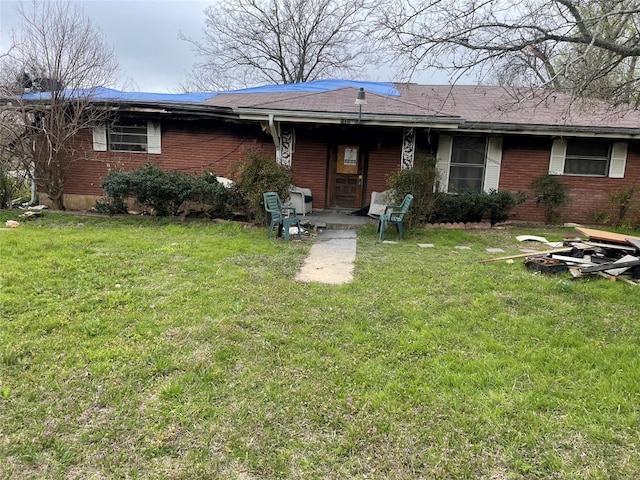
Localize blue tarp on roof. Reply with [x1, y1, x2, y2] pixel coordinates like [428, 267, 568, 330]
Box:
[227, 79, 400, 97]
[20, 87, 218, 103]
[18, 80, 400, 104]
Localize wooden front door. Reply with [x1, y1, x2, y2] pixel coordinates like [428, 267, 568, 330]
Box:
[331, 145, 364, 209]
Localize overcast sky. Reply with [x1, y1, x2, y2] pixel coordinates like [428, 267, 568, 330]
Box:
[0, 0, 455, 93]
[1, 0, 217, 92]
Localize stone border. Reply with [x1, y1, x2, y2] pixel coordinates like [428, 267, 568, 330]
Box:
[425, 222, 493, 229]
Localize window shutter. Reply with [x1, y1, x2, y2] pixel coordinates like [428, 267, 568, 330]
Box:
[92, 125, 107, 151]
[549, 138, 566, 175]
[609, 142, 627, 178]
[147, 121, 161, 154]
[436, 134, 453, 192]
[483, 137, 503, 192]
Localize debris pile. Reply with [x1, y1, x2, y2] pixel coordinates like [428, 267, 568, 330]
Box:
[482, 227, 640, 284]
[526, 227, 640, 283]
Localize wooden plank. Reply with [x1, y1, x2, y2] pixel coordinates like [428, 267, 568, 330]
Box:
[550, 254, 595, 265]
[626, 238, 640, 251]
[575, 227, 640, 244]
[476, 246, 574, 264]
[579, 258, 640, 274]
[604, 254, 640, 276]
[580, 241, 636, 251]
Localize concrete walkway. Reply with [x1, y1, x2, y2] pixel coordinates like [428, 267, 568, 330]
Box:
[295, 229, 357, 285]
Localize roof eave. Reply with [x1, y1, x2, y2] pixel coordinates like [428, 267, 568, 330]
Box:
[457, 122, 640, 139]
[235, 108, 462, 128]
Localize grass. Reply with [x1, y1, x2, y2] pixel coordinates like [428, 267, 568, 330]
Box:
[1, 211, 639, 479]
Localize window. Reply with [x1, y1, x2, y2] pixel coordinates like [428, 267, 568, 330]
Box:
[448, 136, 487, 191]
[108, 122, 148, 152]
[436, 135, 503, 193]
[92, 120, 161, 154]
[564, 139, 610, 176]
[549, 138, 627, 178]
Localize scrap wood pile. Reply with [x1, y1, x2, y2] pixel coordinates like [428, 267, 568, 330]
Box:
[482, 227, 640, 284]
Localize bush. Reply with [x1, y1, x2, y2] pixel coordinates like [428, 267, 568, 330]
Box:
[531, 174, 567, 224]
[386, 153, 439, 226]
[433, 190, 488, 224]
[430, 189, 524, 225]
[99, 164, 231, 217]
[97, 170, 132, 214]
[485, 189, 526, 225]
[386, 156, 524, 225]
[608, 184, 638, 227]
[232, 149, 293, 224]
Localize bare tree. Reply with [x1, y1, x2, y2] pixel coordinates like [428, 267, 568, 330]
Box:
[180, 0, 380, 90]
[0, 0, 118, 210]
[377, 0, 640, 104]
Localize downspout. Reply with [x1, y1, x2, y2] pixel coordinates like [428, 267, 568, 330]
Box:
[30, 139, 36, 205]
[268, 114, 281, 163]
[30, 166, 36, 205]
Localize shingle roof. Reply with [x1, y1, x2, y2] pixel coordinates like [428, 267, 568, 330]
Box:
[15, 80, 640, 132]
[203, 81, 640, 130]
[206, 86, 446, 117]
[396, 84, 640, 129]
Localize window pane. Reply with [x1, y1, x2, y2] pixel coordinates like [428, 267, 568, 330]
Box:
[564, 159, 608, 176]
[108, 123, 148, 152]
[566, 139, 609, 158]
[451, 137, 486, 165]
[448, 166, 483, 192]
[564, 139, 610, 176]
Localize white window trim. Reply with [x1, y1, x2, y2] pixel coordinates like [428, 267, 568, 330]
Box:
[549, 138, 627, 178]
[484, 137, 503, 192]
[435, 134, 452, 192]
[92, 120, 161, 155]
[609, 142, 627, 178]
[92, 125, 107, 151]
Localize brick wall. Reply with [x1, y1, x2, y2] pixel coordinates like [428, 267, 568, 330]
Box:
[500, 136, 640, 224]
[367, 147, 402, 199]
[62, 120, 274, 198]
[290, 136, 328, 208]
[57, 121, 640, 224]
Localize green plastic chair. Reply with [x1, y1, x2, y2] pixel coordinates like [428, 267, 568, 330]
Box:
[263, 192, 302, 240]
[378, 194, 414, 242]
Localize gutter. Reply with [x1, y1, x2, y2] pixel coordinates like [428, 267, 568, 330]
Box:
[237, 109, 462, 129]
[444, 121, 640, 140]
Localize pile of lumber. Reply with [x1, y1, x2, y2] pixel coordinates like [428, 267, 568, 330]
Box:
[530, 227, 640, 283]
[482, 227, 640, 284]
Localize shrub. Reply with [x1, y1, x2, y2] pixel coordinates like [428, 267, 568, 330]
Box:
[97, 170, 132, 214]
[485, 189, 526, 225]
[128, 165, 195, 216]
[386, 153, 439, 226]
[99, 164, 230, 217]
[608, 184, 638, 227]
[386, 156, 524, 225]
[232, 149, 293, 224]
[433, 190, 487, 224]
[430, 189, 524, 225]
[531, 174, 567, 224]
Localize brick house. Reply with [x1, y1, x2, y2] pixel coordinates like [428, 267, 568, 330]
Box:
[44, 80, 640, 223]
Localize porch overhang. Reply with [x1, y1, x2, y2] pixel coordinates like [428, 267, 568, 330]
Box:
[234, 108, 462, 129]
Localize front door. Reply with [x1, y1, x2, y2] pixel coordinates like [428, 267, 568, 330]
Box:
[330, 144, 365, 209]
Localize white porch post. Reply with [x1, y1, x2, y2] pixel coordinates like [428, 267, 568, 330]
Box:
[269, 115, 294, 167]
[401, 127, 415, 169]
[279, 125, 294, 167]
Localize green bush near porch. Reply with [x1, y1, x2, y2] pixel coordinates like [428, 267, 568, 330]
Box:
[387, 158, 525, 225]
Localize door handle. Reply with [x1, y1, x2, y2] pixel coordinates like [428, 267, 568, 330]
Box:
[358, 175, 363, 185]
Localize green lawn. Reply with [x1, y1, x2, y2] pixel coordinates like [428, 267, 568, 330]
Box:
[1, 211, 639, 479]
